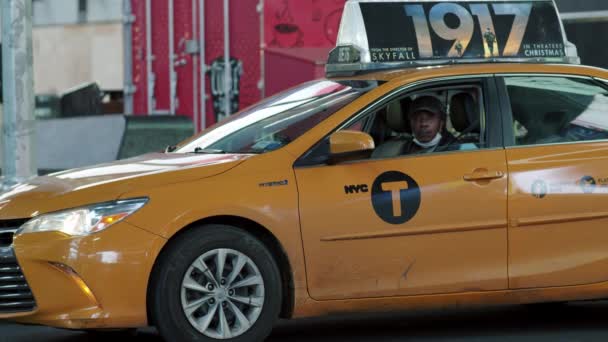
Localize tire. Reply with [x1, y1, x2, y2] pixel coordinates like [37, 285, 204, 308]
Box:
[151, 224, 282, 342]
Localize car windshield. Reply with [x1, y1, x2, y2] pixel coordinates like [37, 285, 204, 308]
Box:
[175, 79, 381, 154]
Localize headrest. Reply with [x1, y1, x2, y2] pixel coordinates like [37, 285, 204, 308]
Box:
[385, 99, 410, 133]
[450, 92, 479, 133]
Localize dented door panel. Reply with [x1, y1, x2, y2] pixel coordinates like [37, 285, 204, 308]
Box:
[295, 150, 508, 300]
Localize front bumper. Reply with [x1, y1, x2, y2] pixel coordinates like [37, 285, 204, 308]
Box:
[0, 220, 166, 329]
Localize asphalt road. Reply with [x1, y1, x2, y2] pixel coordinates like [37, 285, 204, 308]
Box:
[3, 301, 608, 341]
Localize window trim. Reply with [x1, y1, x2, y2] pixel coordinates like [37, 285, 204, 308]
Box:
[497, 73, 608, 149]
[504, 139, 608, 150]
[595, 77, 608, 86]
[294, 74, 502, 168]
[495, 77, 516, 147]
[297, 146, 506, 169]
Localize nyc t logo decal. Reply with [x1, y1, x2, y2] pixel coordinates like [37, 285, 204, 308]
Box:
[371, 171, 421, 224]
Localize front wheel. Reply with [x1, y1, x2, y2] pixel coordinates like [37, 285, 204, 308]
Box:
[151, 225, 282, 342]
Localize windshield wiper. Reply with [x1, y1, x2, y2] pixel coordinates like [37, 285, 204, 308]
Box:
[236, 149, 264, 154]
[191, 147, 226, 154]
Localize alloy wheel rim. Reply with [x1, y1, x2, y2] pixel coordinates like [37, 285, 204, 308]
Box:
[180, 248, 265, 339]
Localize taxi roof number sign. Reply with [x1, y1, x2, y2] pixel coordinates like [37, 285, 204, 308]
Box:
[327, 0, 579, 76]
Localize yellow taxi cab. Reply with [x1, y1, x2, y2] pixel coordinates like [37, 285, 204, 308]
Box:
[1, 0, 608, 341]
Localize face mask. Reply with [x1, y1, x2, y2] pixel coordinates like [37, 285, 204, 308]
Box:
[413, 133, 442, 149]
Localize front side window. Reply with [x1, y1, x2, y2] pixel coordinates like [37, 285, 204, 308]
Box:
[176, 80, 381, 154]
[339, 82, 487, 161]
[505, 76, 608, 146]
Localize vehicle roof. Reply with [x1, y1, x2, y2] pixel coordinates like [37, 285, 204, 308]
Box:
[331, 63, 608, 83]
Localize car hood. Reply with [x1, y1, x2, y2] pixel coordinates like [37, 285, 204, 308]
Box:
[0, 153, 251, 219]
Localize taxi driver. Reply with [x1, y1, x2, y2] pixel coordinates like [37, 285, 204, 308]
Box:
[404, 96, 453, 154]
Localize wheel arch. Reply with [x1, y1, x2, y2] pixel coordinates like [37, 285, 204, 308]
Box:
[146, 215, 295, 326]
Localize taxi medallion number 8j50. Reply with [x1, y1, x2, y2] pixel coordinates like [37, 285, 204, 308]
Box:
[371, 171, 421, 225]
[406, 3, 532, 58]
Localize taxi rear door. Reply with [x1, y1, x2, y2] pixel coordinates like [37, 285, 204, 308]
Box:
[294, 76, 509, 300]
[499, 74, 608, 289]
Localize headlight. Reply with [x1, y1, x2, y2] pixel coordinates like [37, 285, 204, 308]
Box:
[17, 198, 148, 236]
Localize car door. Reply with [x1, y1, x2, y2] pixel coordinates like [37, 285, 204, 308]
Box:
[499, 74, 608, 289]
[294, 76, 509, 300]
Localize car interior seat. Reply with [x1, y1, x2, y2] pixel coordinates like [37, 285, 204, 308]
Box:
[508, 86, 571, 145]
[534, 110, 570, 144]
[371, 98, 412, 159]
[368, 106, 390, 147]
[449, 92, 480, 146]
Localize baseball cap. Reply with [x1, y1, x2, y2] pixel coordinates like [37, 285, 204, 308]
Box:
[408, 96, 446, 119]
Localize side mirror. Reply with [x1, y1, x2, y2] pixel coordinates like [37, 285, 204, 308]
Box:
[328, 131, 375, 163]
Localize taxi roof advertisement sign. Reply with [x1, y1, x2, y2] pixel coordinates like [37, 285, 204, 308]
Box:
[361, 0, 564, 62]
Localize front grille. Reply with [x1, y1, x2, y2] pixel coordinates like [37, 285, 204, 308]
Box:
[0, 247, 36, 313]
[0, 219, 28, 247]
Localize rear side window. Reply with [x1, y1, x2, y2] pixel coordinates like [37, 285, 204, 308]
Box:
[505, 76, 608, 146]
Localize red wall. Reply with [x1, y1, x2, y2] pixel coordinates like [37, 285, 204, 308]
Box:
[203, 0, 224, 130]
[130, 0, 147, 116]
[264, 0, 345, 48]
[131, 0, 345, 130]
[204, 0, 261, 130]
[150, 0, 171, 113]
[173, 0, 196, 121]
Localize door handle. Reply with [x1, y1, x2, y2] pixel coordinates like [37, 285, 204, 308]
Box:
[463, 171, 505, 182]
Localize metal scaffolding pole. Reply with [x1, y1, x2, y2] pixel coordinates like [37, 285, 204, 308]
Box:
[223, 0, 231, 118]
[199, 0, 206, 130]
[1, 0, 36, 190]
[123, 0, 135, 115]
